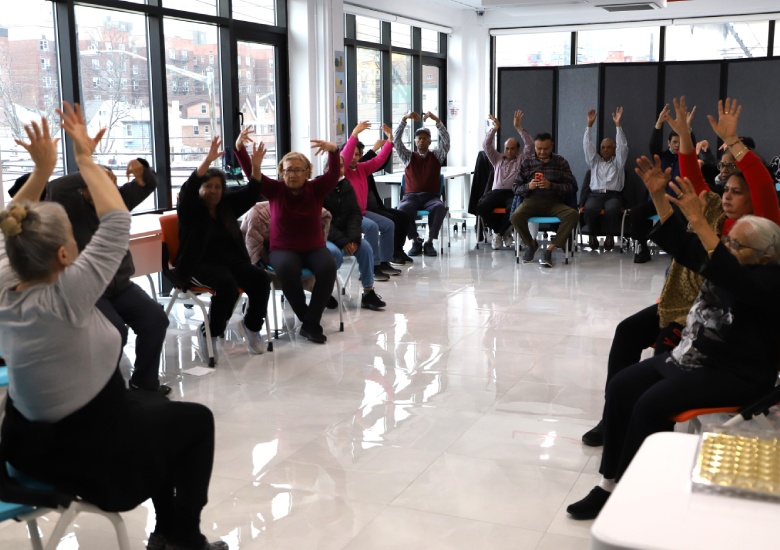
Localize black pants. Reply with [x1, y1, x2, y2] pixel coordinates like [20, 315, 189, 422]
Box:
[190, 261, 271, 337]
[370, 206, 412, 255]
[476, 189, 514, 233]
[628, 200, 656, 246]
[97, 283, 169, 390]
[269, 247, 336, 330]
[2, 370, 215, 548]
[583, 192, 623, 236]
[601, 352, 772, 481]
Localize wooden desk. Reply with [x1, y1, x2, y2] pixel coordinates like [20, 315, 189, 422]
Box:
[591, 432, 779, 550]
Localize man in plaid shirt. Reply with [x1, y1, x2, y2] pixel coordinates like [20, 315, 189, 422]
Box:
[510, 132, 578, 267]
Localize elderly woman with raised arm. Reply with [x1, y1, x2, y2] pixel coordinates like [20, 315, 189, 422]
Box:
[0, 105, 226, 550]
[567, 150, 780, 520]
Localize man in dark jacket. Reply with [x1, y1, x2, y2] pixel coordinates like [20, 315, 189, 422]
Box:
[47, 159, 171, 396]
[323, 158, 386, 310]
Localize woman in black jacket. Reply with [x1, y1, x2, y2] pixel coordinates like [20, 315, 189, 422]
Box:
[175, 137, 270, 363]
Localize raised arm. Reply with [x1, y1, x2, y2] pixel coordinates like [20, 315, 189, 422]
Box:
[57, 102, 125, 216]
[12, 118, 60, 203]
[393, 112, 418, 166]
[514, 110, 533, 159]
[482, 114, 502, 166]
[425, 111, 450, 164]
[359, 124, 394, 174]
[197, 136, 224, 176]
[666, 97, 708, 194]
[583, 109, 599, 165]
[708, 98, 780, 225]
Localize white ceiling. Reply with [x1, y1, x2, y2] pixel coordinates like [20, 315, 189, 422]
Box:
[354, 0, 780, 29]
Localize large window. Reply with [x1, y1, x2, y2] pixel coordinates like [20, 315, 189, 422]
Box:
[345, 13, 447, 174]
[164, 19, 222, 193]
[0, 0, 64, 203]
[577, 26, 660, 64]
[3, 0, 287, 213]
[665, 21, 770, 61]
[495, 32, 571, 67]
[75, 5, 154, 208]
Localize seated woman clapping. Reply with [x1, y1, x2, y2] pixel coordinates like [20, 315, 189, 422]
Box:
[174, 136, 271, 361]
[567, 153, 780, 521]
[0, 105, 226, 550]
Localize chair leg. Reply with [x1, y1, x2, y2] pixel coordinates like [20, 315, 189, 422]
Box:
[24, 517, 44, 550]
[335, 277, 344, 332]
[43, 503, 79, 550]
[186, 292, 215, 367]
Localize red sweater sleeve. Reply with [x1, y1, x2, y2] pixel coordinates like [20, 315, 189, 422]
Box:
[738, 150, 780, 226]
[678, 151, 709, 195]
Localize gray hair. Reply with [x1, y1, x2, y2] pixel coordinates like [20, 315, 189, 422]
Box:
[0, 200, 71, 281]
[733, 215, 780, 264]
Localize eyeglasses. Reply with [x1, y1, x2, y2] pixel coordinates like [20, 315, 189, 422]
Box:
[717, 162, 737, 171]
[720, 234, 773, 253]
[282, 168, 306, 176]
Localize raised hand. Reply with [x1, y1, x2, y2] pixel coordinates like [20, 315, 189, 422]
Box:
[126, 159, 145, 183]
[235, 125, 254, 152]
[667, 176, 707, 225]
[352, 120, 371, 138]
[587, 109, 597, 128]
[381, 124, 393, 141]
[663, 97, 691, 138]
[513, 110, 524, 130]
[612, 106, 623, 127]
[634, 155, 672, 197]
[655, 104, 670, 129]
[686, 105, 697, 128]
[14, 117, 60, 172]
[311, 139, 338, 155]
[695, 140, 709, 155]
[423, 111, 440, 123]
[204, 136, 224, 165]
[56, 102, 106, 158]
[488, 114, 500, 130]
[404, 112, 421, 122]
[707, 98, 742, 143]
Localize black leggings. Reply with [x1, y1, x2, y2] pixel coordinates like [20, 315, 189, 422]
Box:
[2, 370, 215, 548]
[269, 247, 336, 330]
[370, 206, 412, 254]
[190, 261, 270, 337]
[601, 353, 771, 481]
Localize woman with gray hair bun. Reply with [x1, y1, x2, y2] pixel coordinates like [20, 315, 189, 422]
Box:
[0, 106, 227, 550]
[567, 155, 780, 521]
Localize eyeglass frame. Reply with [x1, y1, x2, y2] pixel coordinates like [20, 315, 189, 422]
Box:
[720, 234, 774, 254]
[281, 168, 308, 176]
[717, 162, 737, 171]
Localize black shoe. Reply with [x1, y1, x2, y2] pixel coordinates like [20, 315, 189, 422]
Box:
[299, 323, 327, 343]
[589, 236, 599, 250]
[582, 420, 604, 447]
[634, 244, 651, 264]
[361, 290, 386, 310]
[423, 241, 438, 257]
[130, 380, 173, 398]
[391, 251, 413, 265]
[408, 239, 423, 256]
[165, 539, 229, 550]
[604, 235, 615, 251]
[146, 532, 167, 550]
[373, 266, 390, 282]
[379, 262, 401, 276]
[325, 295, 339, 309]
[566, 486, 611, 520]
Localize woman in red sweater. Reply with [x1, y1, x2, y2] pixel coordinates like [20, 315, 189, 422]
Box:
[236, 131, 349, 343]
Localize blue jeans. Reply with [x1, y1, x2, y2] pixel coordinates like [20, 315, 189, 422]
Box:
[326, 240, 374, 288]
[363, 212, 394, 264]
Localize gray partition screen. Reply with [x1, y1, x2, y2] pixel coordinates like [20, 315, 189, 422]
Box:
[497, 67, 555, 148]
[557, 65, 599, 196]
[664, 61, 721, 149]
[727, 58, 780, 160]
[603, 64, 659, 161]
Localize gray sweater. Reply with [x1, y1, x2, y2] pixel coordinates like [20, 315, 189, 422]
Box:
[0, 210, 131, 422]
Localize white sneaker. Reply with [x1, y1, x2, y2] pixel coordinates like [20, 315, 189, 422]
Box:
[238, 319, 265, 354]
[491, 233, 502, 250]
[502, 232, 514, 248]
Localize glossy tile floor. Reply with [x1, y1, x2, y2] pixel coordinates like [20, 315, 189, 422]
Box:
[0, 230, 671, 549]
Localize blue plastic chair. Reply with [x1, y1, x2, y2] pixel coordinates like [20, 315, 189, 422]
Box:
[400, 174, 450, 253]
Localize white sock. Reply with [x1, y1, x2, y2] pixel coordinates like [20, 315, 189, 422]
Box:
[599, 478, 616, 493]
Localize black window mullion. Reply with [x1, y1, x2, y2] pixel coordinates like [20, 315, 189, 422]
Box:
[147, 13, 173, 210]
[52, 0, 81, 174]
